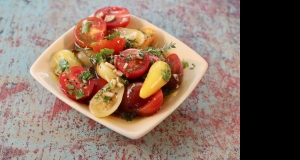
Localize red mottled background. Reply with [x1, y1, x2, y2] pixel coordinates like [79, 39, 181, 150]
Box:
[0, 0, 240, 159]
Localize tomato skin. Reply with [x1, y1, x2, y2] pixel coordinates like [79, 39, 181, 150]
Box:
[120, 82, 163, 116]
[136, 89, 163, 116]
[119, 82, 148, 113]
[116, 49, 150, 79]
[59, 66, 94, 101]
[91, 37, 126, 55]
[94, 6, 130, 29]
[74, 17, 106, 48]
[163, 53, 183, 90]
[83, 77, 108, 103]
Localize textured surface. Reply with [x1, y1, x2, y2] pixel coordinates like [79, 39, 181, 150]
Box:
[0, 0, 240, 159]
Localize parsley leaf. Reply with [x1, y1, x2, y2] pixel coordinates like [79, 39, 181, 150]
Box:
[95, 48, 114, 64]
[125, 39, 137, 48]
[161, 64, 171, 82]
[103, 96, 111, 103]
[105, 32, 120, 40]
[55, 59, 69, 75]
[67, 84, 75, 90]
[182, 61, 189, 69]
[75, 89, 84, 100]
[78, 71, 94, 81]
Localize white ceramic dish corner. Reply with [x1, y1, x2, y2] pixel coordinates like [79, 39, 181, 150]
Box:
[30, 15, 208, 139]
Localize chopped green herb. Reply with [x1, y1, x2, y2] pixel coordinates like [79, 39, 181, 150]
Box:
[68, 90, 73, 95]
[89, 55, 97, 64]
[105, 32, 120, 40]
[79, 71, 94, 81]
[126, 56, 132, 62]
[82, 21, 91, 34]
[80, 83, 86, 87]
[67, 84, 75, 90]
[95, 48, 114, 64]
[137, 50, 144, 58]
[55, 59, 69, 75]
[182, 61, 189, 69]
[120, 76, 129, 85]
[161, 64, 171, 82]
[96, 54, 104, 64]
[125, 39, 137, 48]
[130, 83, 136, 89]
[75, 89, 84, 100]
[144, 42, 176, 59]
[103, 96, 111, 103]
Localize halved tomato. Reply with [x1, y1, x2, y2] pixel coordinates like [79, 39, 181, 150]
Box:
[119, 82, 148, 113]
[120, 82, 163, 116]
[74, 17, 106, 48]
[94, 6, 130, 29]
[89, 79, 125, 118]
[137, 89, 163, 116]
[163, 53, 183, 90]
[116, 49, 150, 79]
[91, 37, 126, 54]
[80, 77, 108, 104]
[59, 66, 94, 101]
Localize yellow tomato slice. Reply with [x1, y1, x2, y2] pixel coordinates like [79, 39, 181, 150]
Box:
[50, 49, 82, 76]
[111, 27, 145, 47]
[89, 79, 125, 118]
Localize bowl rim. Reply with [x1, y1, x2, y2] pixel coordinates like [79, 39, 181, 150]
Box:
[30, 14, 208, 139]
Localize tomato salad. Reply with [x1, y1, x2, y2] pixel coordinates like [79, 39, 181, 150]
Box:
[50, 6, 185, 120]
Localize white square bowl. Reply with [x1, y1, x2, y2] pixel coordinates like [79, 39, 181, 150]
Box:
[30, 15, 208, 139]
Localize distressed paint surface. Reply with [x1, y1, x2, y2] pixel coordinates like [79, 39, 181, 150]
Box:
[0, 0, 240, 159]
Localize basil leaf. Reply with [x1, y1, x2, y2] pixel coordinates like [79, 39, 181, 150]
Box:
[75, 89, 84, 100]
[79, 71, 94, 81]
[55, 59, 69, 75]
[182, 61, 189, 69]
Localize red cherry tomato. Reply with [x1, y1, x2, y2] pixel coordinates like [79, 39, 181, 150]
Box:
[91, 37, 126, 55]
[80, 77, 108, 104]
[163, 53, 183, 90]
[116, 49, 150, 79]
[119, 82, 148, 113]
[120, 82, 163, 116]
[59, 66, 94, 101]
[137, 89, 164, 116]
[94, 6, 130, 29]
[74, 17, 106, 48]
[87, 77, 108, 100]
